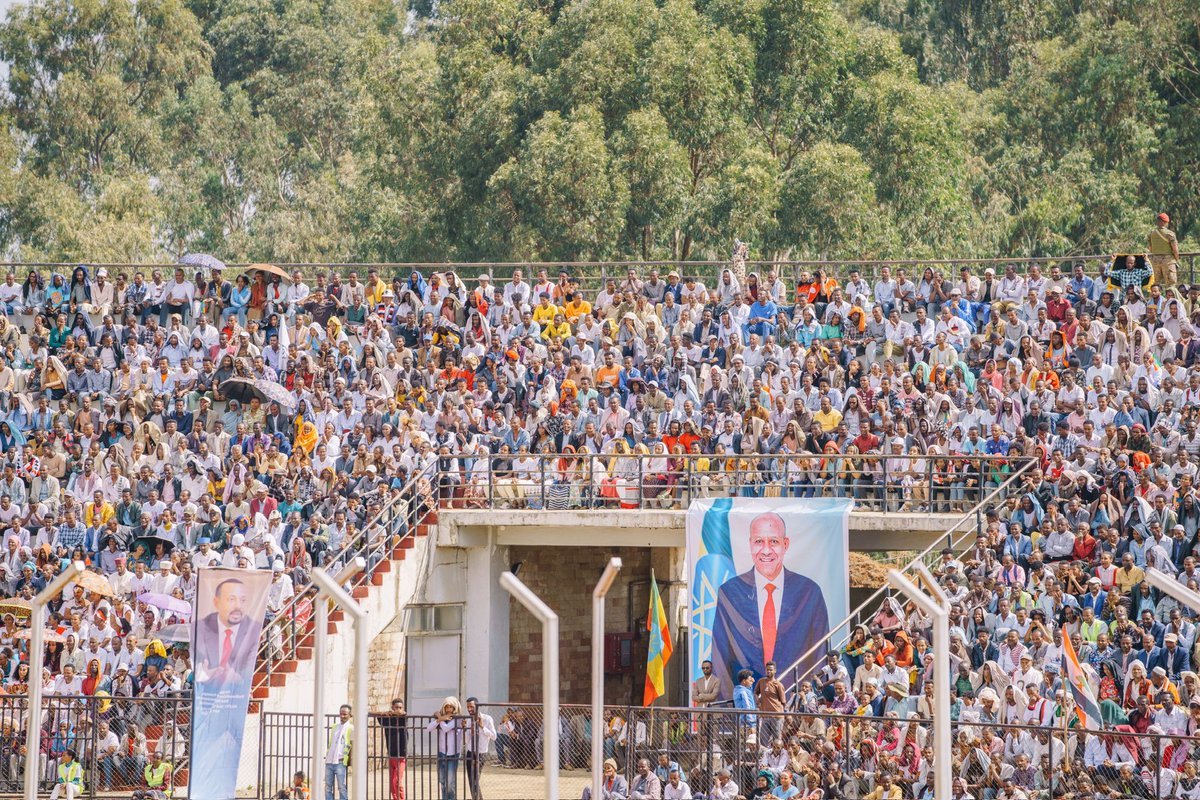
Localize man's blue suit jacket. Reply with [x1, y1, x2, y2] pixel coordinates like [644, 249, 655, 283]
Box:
[711, 567, 830, 698]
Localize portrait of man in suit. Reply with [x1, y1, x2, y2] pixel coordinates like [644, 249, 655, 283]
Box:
[195, 577, 258, 686]
[189, 568, 270, 800]
[710, 511, 830, 698]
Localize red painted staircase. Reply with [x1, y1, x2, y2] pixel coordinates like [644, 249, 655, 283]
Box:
[247, 509, 438, 712]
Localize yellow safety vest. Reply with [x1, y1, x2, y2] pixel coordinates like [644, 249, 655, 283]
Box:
[145, 761, 172, 790]
[58, 761, 83, 788]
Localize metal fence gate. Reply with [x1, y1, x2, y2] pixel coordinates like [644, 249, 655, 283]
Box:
[258, 711, 459, 800]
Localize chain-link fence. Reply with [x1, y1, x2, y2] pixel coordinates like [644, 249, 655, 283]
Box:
[0, 694, 191, 799]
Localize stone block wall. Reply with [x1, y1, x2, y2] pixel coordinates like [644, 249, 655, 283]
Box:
[507, 545, 680, 706]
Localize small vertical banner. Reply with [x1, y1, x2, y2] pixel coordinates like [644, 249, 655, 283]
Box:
[190, 567, 271, 800]
[644, 570, 673, 706]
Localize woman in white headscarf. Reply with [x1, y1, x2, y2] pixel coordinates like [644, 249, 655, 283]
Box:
[673, 373, 700, 409]
[971, 660, 1011, 698]
[1164, 297, 1192, 340]
[716, 269, 742, 308]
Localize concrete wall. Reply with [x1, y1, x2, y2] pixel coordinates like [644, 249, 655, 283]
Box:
[440, 508, 955, 552]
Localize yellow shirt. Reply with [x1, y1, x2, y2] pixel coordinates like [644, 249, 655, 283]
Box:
[813, 408, 843, 432]
[86, 501, 115, 528]
[1114, 565, 1145, 594]
[541, 321, 572, 340]
[532, 303, 561, 325]
[366, 280, 385, 305]
[865, 787, 903, 800]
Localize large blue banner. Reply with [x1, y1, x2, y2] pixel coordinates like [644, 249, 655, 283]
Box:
[190, 567, 270, 800]
[686, 498, 851, 703]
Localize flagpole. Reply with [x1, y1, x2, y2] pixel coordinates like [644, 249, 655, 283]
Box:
[1061, 696, 1072, 781]
[644, 570, 673, 708]
[592, 557, 622, 800]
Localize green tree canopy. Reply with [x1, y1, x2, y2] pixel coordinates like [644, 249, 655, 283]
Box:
[0, 0, 1194, 261]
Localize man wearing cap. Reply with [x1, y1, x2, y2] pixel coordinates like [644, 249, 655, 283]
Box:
[222, 532, 253, 567]
[1150, 212, 1181, 287]
[1156, 632, 1190, 681]
[148, 559, 178, 595]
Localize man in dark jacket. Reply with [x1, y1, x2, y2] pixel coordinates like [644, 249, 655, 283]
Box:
[379, 699, 408, 800]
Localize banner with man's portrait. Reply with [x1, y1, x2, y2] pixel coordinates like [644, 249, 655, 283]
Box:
[190, 567, 271, 800]
[687, 497, 851, 703]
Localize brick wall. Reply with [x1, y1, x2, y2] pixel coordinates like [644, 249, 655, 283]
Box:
[508, 546, 677, 705]
[366, 624, 406, 710]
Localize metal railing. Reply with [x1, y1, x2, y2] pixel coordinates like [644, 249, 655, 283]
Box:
[251, 461, 438, 699]
[429, 451, 1032, 514]
[3, 251, 1196, 292]
[257, 701, 1200, 800]
[777, 457, 1040, 693]
[0, 693, 192, 799]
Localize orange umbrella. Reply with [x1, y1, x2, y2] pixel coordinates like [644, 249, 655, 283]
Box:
[73, 570, 116, 598]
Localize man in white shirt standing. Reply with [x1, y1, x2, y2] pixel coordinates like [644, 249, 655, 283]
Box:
[463, 697, 497, 800]
[162, 267, 195, 325]
[286, 271, 311, 322]
[325, 704, 353, 800]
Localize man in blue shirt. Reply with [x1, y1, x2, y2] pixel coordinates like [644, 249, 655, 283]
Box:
[733, 669, 756, 728]
[653, 752, 681, 787]
[744, 297, 779, 341]
[984, 426, 1010, 456]
[53, 510, 87, 552]
[1067, 262, 1094, 309]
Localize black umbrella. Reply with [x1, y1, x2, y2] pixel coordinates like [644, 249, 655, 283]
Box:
[218, 377, 297, 413]
[132, 534, 176, 556]
[218, 377, 265, 405]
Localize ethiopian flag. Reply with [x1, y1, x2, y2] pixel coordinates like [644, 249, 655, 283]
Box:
[644, 571, 673, 706]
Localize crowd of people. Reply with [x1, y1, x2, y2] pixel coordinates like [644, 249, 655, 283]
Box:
[0, 210, 1188, 797]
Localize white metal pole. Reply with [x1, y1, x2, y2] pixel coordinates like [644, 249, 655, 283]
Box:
[25, 561, 83, 800]
[591, 558, 622, 800]
[313, 588, 328, 800]
[310, 558, 366, 800]
[1145, 567, 1200, 611]
[886, 569, 949, 800]
[501, 571, 560, 800]
[354, 610, 368, 800]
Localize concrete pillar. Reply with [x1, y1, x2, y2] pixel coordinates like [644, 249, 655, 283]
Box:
[463, 535, 510, 701]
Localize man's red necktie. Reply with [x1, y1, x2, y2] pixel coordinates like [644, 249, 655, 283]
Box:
[221, 629, 233, 668]
[762, 584, 778, 663]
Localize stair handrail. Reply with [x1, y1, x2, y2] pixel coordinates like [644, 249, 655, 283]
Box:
[781, 457, 1040, 694]
[252, 461, 439, 692]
